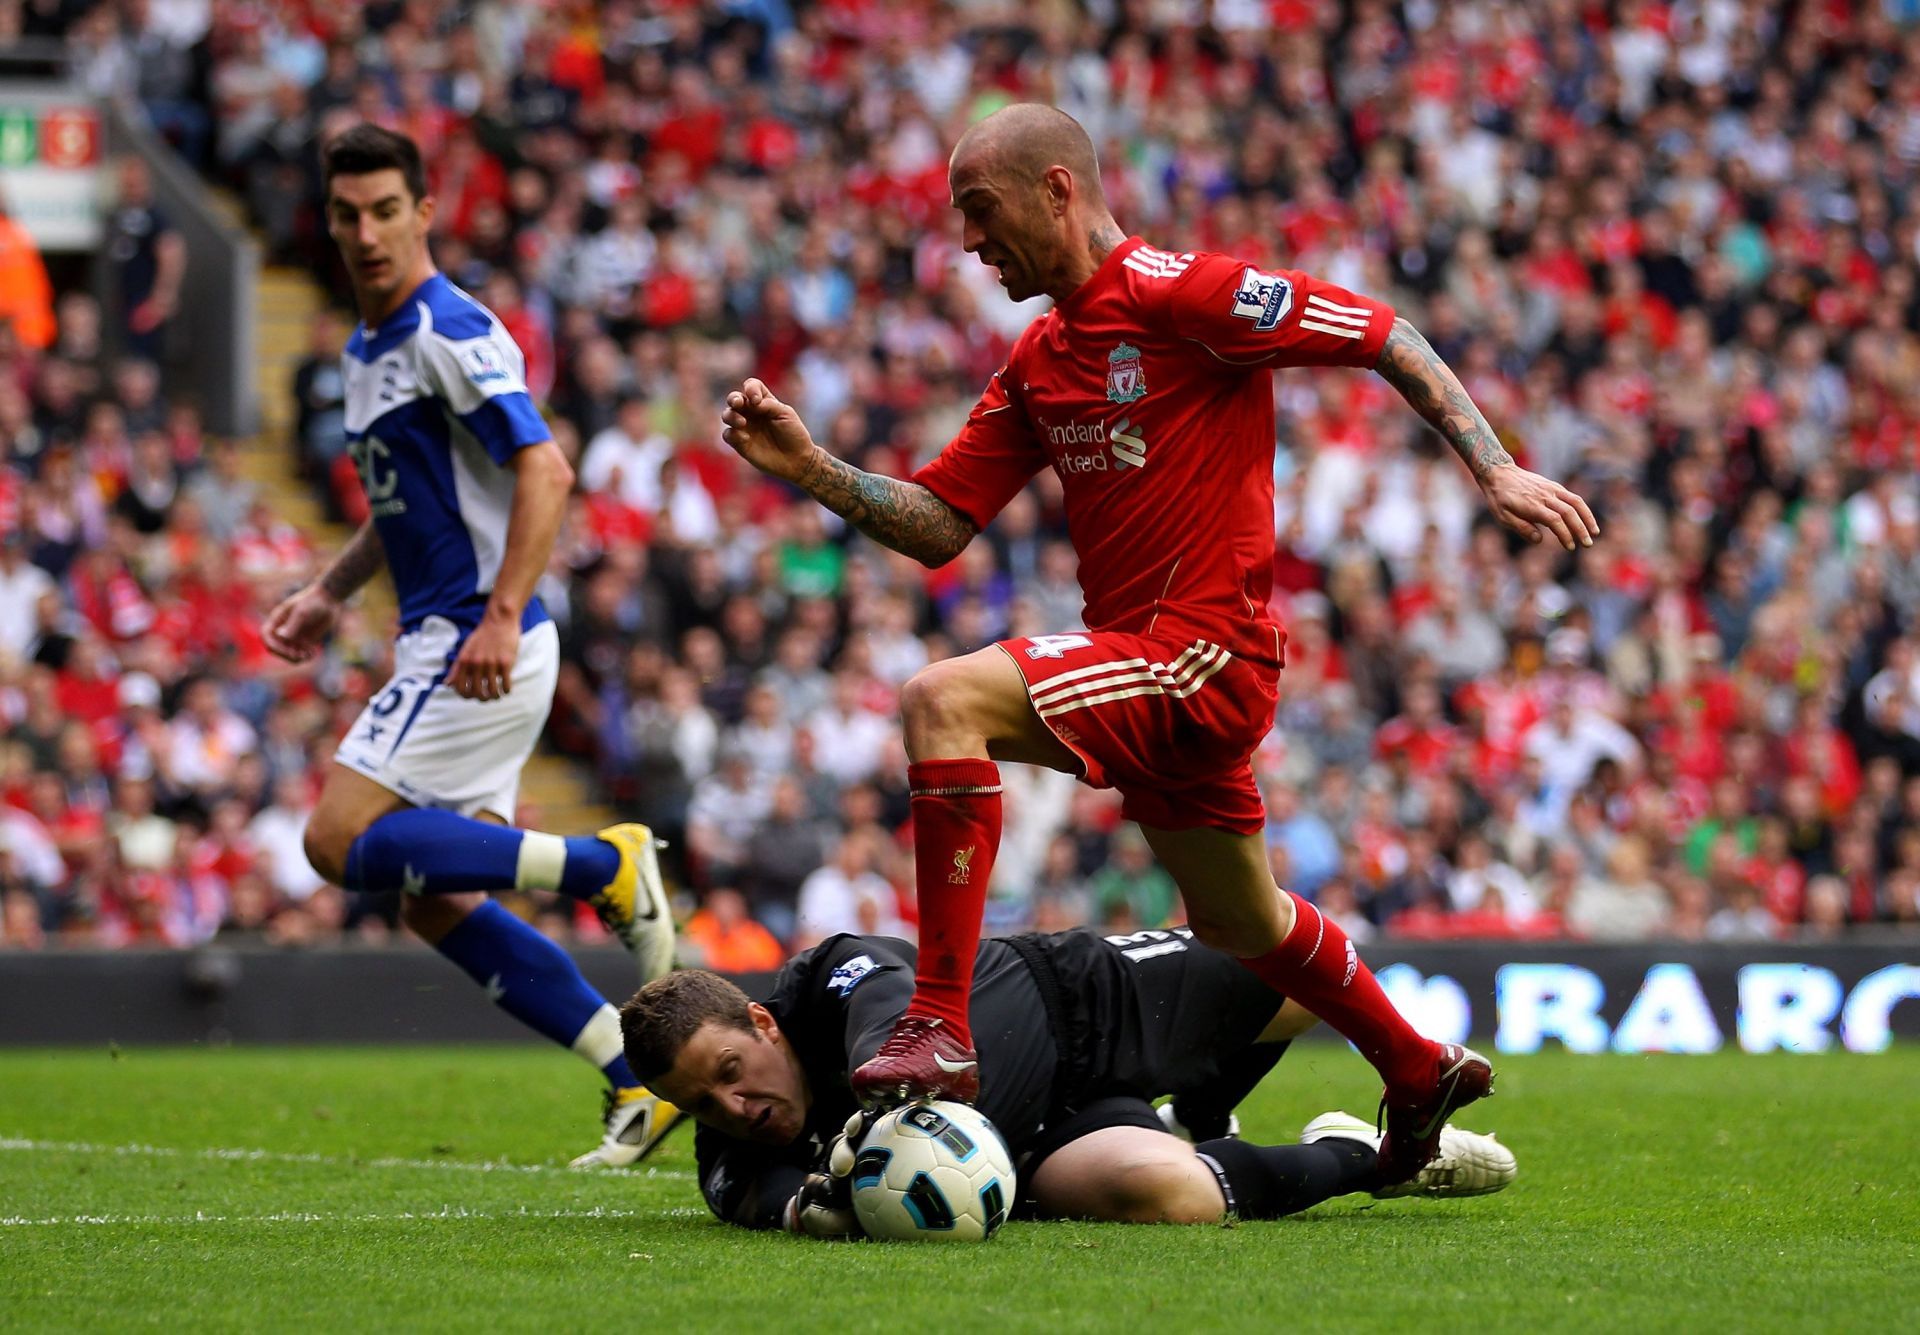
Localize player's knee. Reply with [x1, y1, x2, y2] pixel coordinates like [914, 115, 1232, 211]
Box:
[1103, 1156, 1225, 1224]
[898, 663, 956, 727]
[899, 662, 985, 752]
[301, 813, 357, 886]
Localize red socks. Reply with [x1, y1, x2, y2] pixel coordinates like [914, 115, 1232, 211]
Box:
[902, 757, 1003, 1046]
[1241, 892, 1435, 1094]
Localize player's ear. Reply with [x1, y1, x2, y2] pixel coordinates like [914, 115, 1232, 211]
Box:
[1043, 165, 1073, 215]
[415, 191, 436, 233]
[748, 1002, 778, 1042]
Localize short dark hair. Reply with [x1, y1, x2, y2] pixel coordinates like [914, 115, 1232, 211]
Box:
[323, 123, 427, 204]
[620, 970, 755, 1085]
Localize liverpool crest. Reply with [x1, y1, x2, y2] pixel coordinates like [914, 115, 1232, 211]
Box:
[1106, 342, 1146, 404]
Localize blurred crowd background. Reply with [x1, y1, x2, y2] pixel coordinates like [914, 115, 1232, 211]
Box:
[7, 0, 1920, 962]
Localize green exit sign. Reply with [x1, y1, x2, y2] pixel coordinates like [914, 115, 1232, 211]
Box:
[0, 109, 36, 167]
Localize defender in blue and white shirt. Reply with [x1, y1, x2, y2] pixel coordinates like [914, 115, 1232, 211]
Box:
[263, 124, 677, 1169]
[329, 272, 561, 814]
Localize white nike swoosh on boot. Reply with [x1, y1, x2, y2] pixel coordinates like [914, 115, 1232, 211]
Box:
[933, 1054, 977, 1074]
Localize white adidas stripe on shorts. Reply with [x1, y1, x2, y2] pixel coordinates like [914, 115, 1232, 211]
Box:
[1028, 639, 1232, 719]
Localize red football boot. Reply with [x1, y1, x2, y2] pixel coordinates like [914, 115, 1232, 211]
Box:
[1375, 1043, 1496, 1184]
[849, 1015, 981, 1110]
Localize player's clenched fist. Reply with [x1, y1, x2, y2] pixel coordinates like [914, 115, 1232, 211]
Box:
[263, 585, 342, 663]
[721, 378, 818, 483]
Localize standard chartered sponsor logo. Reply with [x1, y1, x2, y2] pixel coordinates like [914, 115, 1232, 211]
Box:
[1042, 415, 1148, 472]
[1045, 419, 1107, 446]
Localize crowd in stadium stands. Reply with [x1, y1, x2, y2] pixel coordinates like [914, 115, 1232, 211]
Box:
[8, 0, 1920, 959]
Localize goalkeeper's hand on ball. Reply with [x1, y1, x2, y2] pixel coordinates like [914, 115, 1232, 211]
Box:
[783, 1111, 873, 1240]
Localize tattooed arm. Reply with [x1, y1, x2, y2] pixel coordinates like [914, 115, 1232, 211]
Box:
[791, 450, 978, 567]
[1373, 316, 1599, 550]
[318, 522, 389, 601]
[1373, 316, 1515, 481]
[263, 523, 387, 663]
[721, 377, 977, 566]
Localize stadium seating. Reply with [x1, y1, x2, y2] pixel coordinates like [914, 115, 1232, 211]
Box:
[6, 0, 1920, 954]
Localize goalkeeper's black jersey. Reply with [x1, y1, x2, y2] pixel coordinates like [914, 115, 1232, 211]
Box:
[694, 927, 1282, 1229]
[693, 934, 1058, 1229]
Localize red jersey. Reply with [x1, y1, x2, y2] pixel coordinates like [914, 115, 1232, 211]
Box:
[913, 238, 1394, 666]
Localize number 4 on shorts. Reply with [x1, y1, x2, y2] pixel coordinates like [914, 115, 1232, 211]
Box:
[1026, 634, 1094, 660]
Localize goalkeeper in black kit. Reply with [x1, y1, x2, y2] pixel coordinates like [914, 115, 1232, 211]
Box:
[619, 927, 1514, 1236]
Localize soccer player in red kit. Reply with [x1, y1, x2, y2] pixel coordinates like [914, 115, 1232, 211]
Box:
[721, 105, 1598, 1181]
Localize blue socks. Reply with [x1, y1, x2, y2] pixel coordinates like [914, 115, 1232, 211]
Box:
[343, 811, 638, 1089]
[433, 899, 640, 1088]
[343, 808, 621, 900]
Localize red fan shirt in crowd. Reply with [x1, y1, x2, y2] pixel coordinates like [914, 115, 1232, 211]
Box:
[70, 557, 156, 641]
[1784, 724, 1862, 817]
[914, 239, 1394, 668]
[745, 113, 800, 172]
[1746, 852, 1807, 927]
[582, 491, 653, 549]
[654, 105, 725, 179]
[496, 302, 554, 404]
[1374, 712, 1458, 776]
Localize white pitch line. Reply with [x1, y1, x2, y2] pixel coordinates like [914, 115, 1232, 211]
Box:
[0, 1205, 719, 1228]
[0, 1136, 693, 1181]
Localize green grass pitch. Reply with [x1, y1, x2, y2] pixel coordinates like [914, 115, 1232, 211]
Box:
[2, 1043, 1915, 1332]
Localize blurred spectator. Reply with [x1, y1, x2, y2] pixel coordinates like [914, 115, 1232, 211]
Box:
[247, 774, 324, 905]
[289, 311, 347, 489]
[1566, 838, 1672, 942]
[106, 158, 185, 362]
[0, 195, 54, 350]
[1091, 827, 1177, 931]
[684, 887, 785, 973]
[1264, 779, 1341, 898]
[741, 774, 828, 945]
[0, 532, 55, 661]
[1446, 833, 1539, 924]
[804, 672, 892, 788]
[685, 743, 772, 888]
[795, 830, 905, 949]
[1708, 880, 1781, 942]
[579, 394, 673, 514]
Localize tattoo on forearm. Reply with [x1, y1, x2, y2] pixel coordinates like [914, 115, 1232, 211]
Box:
[1374, 316, 1515, 478]
[797, 452, 976, 566]
[320, 523, 387, 601]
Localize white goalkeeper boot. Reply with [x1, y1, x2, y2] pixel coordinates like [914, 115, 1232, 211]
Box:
[1301, 1109, 1516, 1198]
[570, 1086, 685, 1169]
[1156, 1101, 1240, 1142]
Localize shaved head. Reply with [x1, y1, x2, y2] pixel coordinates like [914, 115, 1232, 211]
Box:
[951, 103, 1105, 207]
[948, 104, 1121, 302]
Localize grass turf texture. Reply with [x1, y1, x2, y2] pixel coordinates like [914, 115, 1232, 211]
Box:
[1, 1046, 1915, 1333]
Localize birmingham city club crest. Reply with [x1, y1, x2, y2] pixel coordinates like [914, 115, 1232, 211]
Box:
[1106, 342, 1146, 404]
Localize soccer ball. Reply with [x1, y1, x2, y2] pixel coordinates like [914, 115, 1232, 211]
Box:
[849, 1101, 1015, 1242]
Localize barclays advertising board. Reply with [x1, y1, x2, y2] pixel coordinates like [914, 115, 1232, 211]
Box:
[0, 944, 1915, 1049]
[1365, 943, 1920, 1055]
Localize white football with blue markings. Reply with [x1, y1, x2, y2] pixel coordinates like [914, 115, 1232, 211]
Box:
[849, 1101, 1015, 1242]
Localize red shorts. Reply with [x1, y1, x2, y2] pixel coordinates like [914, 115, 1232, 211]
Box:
[998, 632, 1280, 835]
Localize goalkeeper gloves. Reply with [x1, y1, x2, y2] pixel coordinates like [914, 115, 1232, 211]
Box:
[782, 1110, 873, 1239]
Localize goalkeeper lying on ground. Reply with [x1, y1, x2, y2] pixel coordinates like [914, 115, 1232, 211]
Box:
[620, 927, 1514, 1235]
